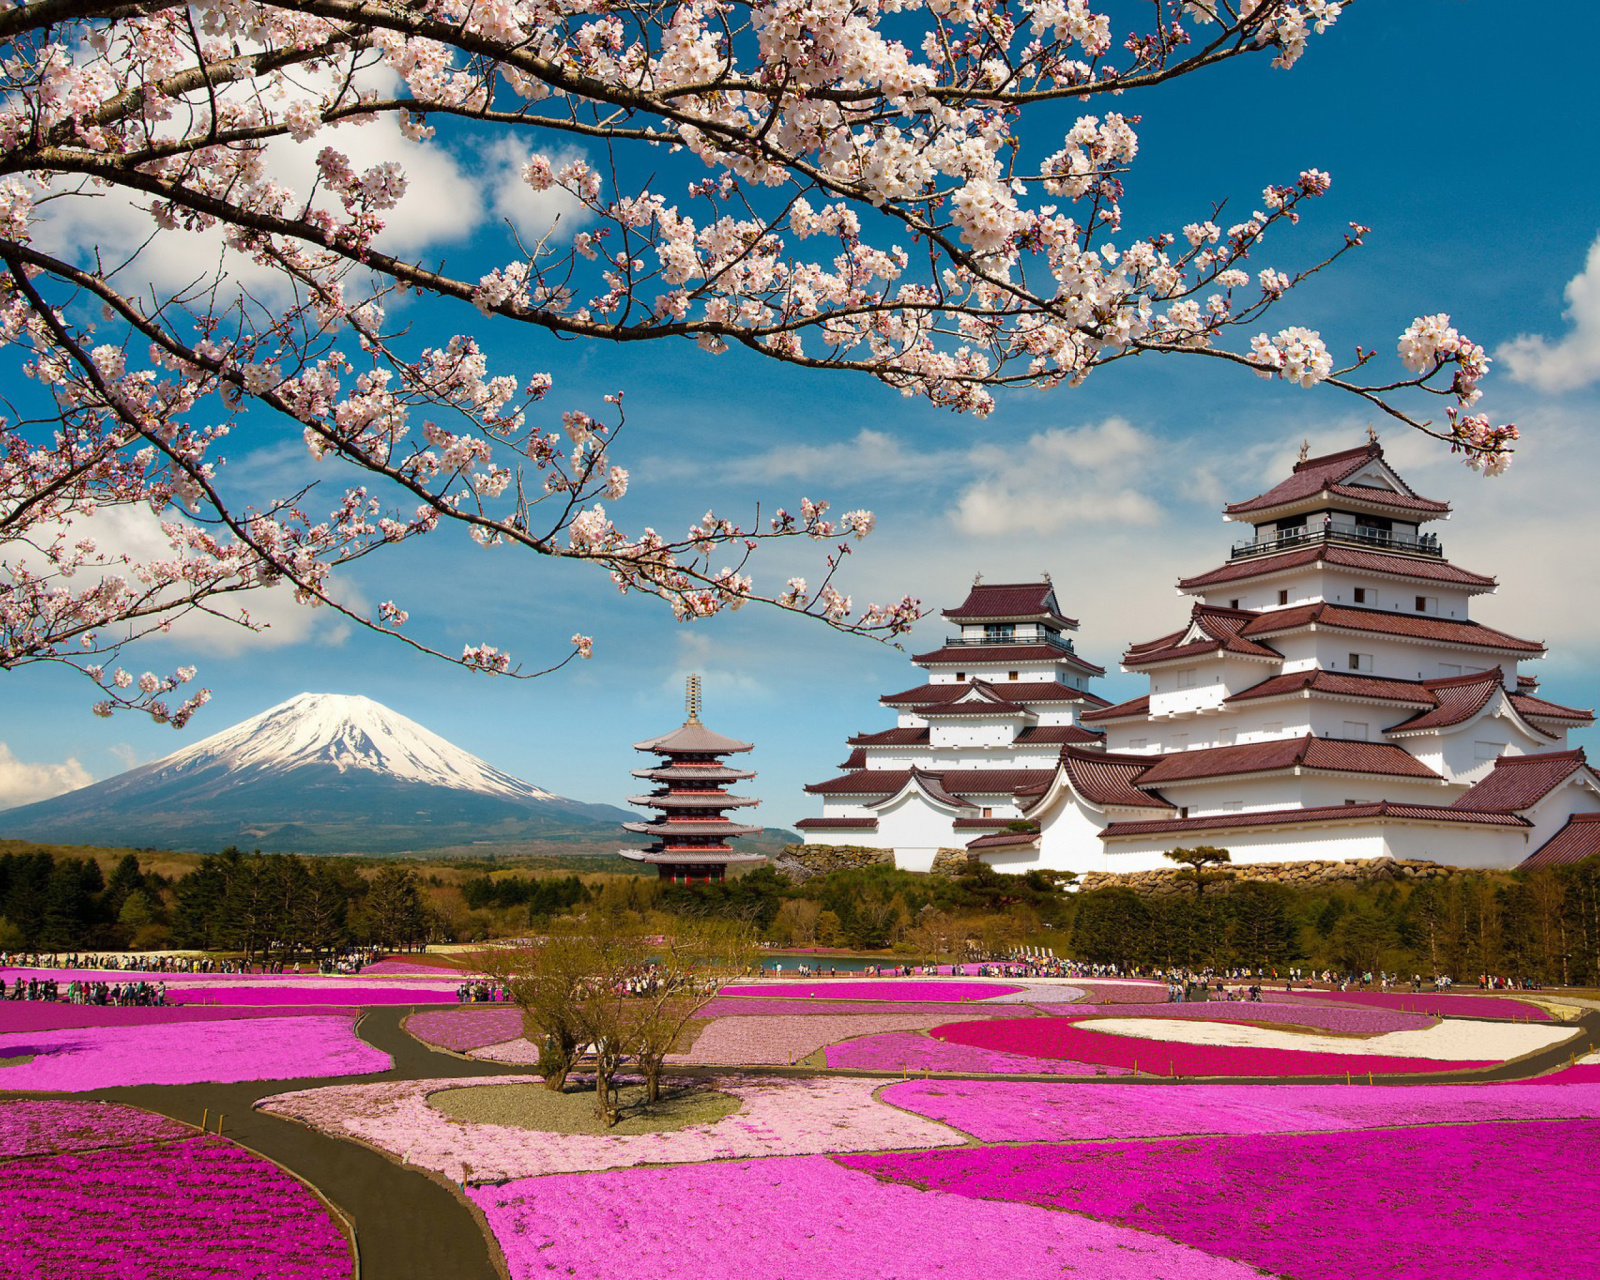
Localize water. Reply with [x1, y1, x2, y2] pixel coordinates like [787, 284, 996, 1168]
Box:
[759, 952, 884, 973]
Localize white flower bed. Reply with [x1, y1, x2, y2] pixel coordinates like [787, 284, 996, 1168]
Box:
[1081, 1016, 1576, 1062]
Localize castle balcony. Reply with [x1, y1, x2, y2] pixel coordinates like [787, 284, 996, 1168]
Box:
[1231, 523, 1443, 563]
[939, 632, 1077, 654]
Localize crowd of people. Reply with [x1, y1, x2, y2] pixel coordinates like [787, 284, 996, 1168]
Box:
[0, 951, 249, 974]
[6, 974, 167, 1006]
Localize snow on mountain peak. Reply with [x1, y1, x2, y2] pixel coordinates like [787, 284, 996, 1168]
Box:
[148, 692, 559, 801]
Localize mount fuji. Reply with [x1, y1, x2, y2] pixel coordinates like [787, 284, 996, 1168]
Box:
[0, 693, 635, 855]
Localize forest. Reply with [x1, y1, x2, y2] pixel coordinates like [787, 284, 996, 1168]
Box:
[1, 840, 1596, 984]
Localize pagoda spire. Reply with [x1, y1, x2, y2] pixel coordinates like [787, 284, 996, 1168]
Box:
[685, 672, 702, 723]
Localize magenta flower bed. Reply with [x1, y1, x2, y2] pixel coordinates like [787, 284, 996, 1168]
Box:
[0, 1134, 350, 1279]
[841, 1119, 1600, 1280]
[720, 981, 1022, 1002]
[0, 1004, 357, 1034]
[0, 1014, 390, 1090]
[406, 1007, 523, 1052]
[0, 1100, 191, 1159]
[167, 984, 454, 1006]
[1285, 989, 1552, 1021]
[824, 1031, 1130, 1076]
[469, 1153, 1269, 1280]
[932, 1017, 1492, 1077]
[697, 997, 1034, 1020]
[880, 1078, 1600, 1144]
[1037, 1000, 1433, 1035]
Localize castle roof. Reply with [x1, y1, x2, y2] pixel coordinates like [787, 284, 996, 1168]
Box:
[1080, 694, 1151, 724]
[1226, 669, 1439, 709]
[1449, 750, 1600, 813]
[1059, 747, 1173, 810]
[1520, 814, 1600, 869]
[1382, 670, 1513, 736]
[1102, 801, 1529, 840]
[794, 816, 880, 831]
[1177, 543, 1498, 593]
[880, 680, 1108, 710]
[1509, 690, 1595, 726]
[1239, 601, 1544, 655]
[942, 581, 1078, 629]
[1131, 734, 1443, 787]
[911, 642, 1105, 676]
[1224, 443, 1450, 520]
[803, 767, 1058, 803]
[1123, 605, 1282, 667]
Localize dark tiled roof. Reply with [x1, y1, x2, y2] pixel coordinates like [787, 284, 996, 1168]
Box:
[802, 766, 1057, 802]
[1510, 691, 1595, 724]
[847, 727, 932, 747]
[1383, 670, 1503, 734]
[837, 748, 867, 769]
[967, 830, 1043, 851]
[940, 768, 1060, 796]
[1123, 605, 1283, 667]
[1449, 750, 1598, 813]
[912, 642, 1106, 676]
[1178, 543, 1497, 591]
[1240, 602, 1544, 655]
[1521, 814, 1600, 868]
[1224, 443, 1449, 517]
[1060, 747, 1173, 810]
[1080, 694, 1151, 724]
[942, 582, 1077, 629]
[951, 818, 1016, 830]
[1103, 802, 1529, 840]
[1014, 725, 1104, 746]
[881, 680, 1105, 708]
[1226, 670, 1438, 708]
[794, 817, 880, 831]
[1132, 734, 1442, 786]
[805, 770, 911, 796]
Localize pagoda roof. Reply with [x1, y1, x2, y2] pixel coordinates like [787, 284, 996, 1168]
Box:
[619, 848, 766, 865]
[1123, 605, 1283, 668]
[1226, 669, 1439, 709]
[1509, 690, 1595, 726]
[794, 816, 880, 831]
[1449, 750, 1600, 813]
[1132, 734, 1443, 787]
[1178, 543, 1498, 593]
[911, 642, 1105, 676]
[633, 719, 754, 754]
[1520, 814, 1600, 869]
[622, 818, 763, 837]
[1224, 443, 1450, 520]
[627, 793, 761, 809]
[631, 764, 756, 781]
[1239, 601, 1545, 655]
[1080, 694, 1150, 724]
[880, 680, 1108, 710]
[942, 581, 1078, 629]
[1102, 801, 1529, 841]
[1059, 747, 1173, 810]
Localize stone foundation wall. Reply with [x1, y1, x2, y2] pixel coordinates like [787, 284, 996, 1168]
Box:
[929, 848, 978, 876]
[770, 844, 895, 883]
[1079, 855, 1454, 897]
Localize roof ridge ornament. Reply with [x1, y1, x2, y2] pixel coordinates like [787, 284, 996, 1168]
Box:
[1297, 439, 1311, 464]
[1366, 423, 1380, 445]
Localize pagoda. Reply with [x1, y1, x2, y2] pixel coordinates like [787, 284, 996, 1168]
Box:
[795, 439, 1600, 876]
[620, 675, 764, 882]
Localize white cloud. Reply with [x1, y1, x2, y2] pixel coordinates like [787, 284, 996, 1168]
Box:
[108, 743, 142, 772]
[1498, 233, 1600, 392]
[484, 139, 593, 246]
[0, 744, 92, 811]
[952, 417, 1164, 535]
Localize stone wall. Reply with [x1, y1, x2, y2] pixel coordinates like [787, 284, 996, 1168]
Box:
[929, 848, 979, 876]
[769, 844, 895, 883]
[1078, 855, 1454, 897]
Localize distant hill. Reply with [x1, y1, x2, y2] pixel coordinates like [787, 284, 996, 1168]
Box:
[0, 692, 645, 856]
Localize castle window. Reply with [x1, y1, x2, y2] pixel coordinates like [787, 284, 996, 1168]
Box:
[984, 623, 1015, 642]
[1348, 653, 1373, 673]
[1229, 598, 1240, 610]
[1353, 587, 1368, 604]
[1278, 589, 1289, 606]
[955, 672, 966, 681]
[1008, 671, 1019, 680]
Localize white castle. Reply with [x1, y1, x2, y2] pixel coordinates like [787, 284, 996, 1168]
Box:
[797, 439, 1600, 875]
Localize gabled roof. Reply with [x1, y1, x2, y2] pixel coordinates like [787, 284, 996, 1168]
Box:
[1224, 443, 1449, 519]
[1510, 690, 1595, 726]
[942, 581, 1078, 629]
[903, 767, 974, 810]
[1239, 602, 1544, 655]
[1226, 669, 1438, 709]
[1059, 747, 1173, 810]
[1178, 543, 1498, 592]
[1521, 814, 1600, 869]
[880, 680, 1107, 709]
[1449, 750, 1600, 813]
[1103, 801, 1530, 840]
[1132, 734, 1443, 786]
[1382, 669, 1505, 735]
[911, 642, 1105, 676]
[1123, 605, 1283, 668]
[912, 681, 1031, 718]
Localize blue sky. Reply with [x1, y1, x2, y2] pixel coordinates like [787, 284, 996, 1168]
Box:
[5, 1, 1600, 831]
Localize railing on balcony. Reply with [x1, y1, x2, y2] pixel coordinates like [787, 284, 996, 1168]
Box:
[1231, 523, 1444, 561]
[943, 632, 1077, 653]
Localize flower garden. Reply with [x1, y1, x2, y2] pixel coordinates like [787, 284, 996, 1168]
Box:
[3, 964, 1598, 1278]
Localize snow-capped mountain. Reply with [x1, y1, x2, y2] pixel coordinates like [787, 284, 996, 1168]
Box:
[0, 693, 633, 855]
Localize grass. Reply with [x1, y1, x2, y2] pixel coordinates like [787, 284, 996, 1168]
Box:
[428, 1081, 741, 1136]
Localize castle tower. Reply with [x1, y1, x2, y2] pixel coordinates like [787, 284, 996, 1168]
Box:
[620, 675, 764, 882]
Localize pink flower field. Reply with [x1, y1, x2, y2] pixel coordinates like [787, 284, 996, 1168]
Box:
[406, 1007, 524, 1052]
[166, 984, 455, 1005]
[670, 1012, 991, 1066]
[1037, 1000, 1434, 1035]
[824, 1030, 1131, 1076]
[719, 981, 1022, 1001]
[932, 1016, 1495, 1077]
[1285, 989, 1553, 1021]
[0, 1013, 390, 1090]
[841, 1119, 1600, 1280]
[469, 1153, 1274, 1280]
[697, 996, 1038, 1019]
[0, 1099, 191, 1158]
[0, 1003, 357, 1033]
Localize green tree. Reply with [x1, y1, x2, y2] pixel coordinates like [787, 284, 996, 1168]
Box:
[1165, 846, 1234, 899]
